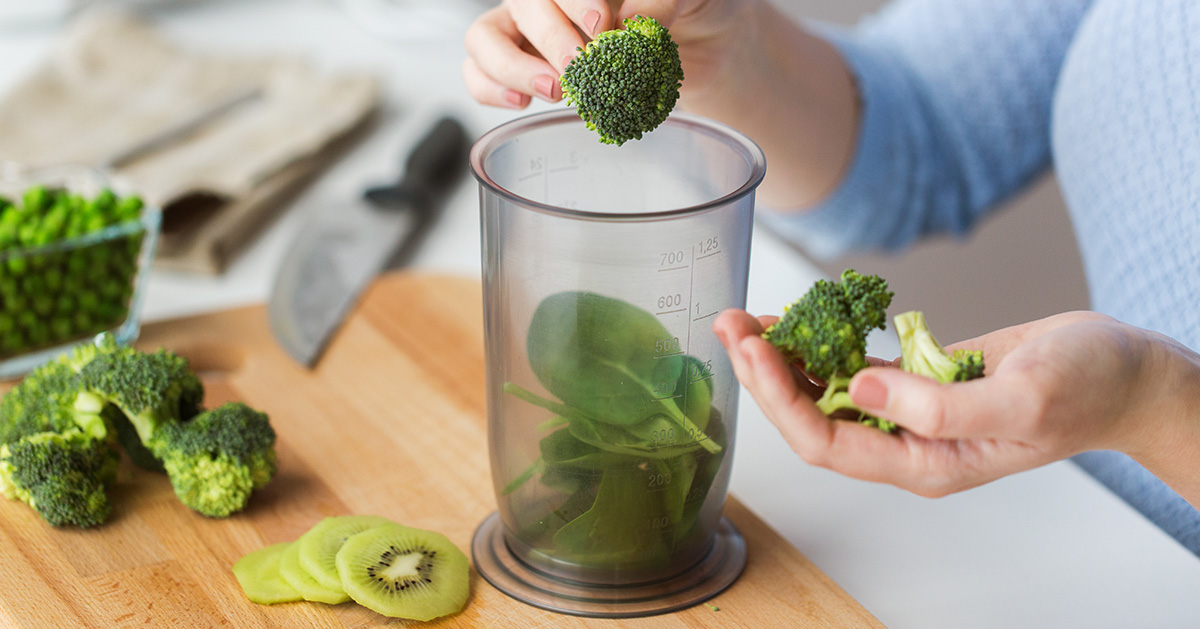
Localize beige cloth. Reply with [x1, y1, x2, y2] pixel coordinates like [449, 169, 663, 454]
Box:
[0, 11, 378, 273]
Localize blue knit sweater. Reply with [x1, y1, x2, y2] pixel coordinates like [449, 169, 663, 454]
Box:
[765, 0, 1200, 556]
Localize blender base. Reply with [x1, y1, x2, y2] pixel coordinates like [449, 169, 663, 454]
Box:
[471, 512, 747, 618]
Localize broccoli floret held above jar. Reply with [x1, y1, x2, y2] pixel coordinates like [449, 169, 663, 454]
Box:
[560, 15, 684, 146]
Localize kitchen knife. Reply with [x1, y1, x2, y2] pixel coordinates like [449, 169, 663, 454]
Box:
[268, 116, 469, 367]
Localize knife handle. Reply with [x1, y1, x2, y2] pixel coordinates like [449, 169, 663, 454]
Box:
[365, 116, 469, 208]
[405, 116, 470, 183]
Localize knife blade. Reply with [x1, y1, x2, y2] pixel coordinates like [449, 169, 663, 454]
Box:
[268, 116, 469, 367]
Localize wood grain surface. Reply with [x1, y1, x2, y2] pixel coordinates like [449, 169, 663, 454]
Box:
[0, 272, 881, 628]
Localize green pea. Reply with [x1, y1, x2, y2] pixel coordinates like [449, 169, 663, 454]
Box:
[50, 316, 72, 340]
[32, 295, 54, 317]
[22, 186, 49, 213]
[21, 273, 45, 295]
[115, 196, 144, 221]
[88, 244, 113, 267]
[17, 223, 39, 246]
[6, 255, 27, 275]
[72, 310, 94, 333]
[90, 189, 116, 217]
[16, 310, 36, 330]
[126, 233, 143, 257]
[96, 303, 124, 326]
[85, 213, 107, 233]
[0, 275, 15, 298]
[4, 292, 26, 313]
[77, 291, 99, 312]
[67, 251, 88, 274]
[26, 322, 49, 347]
[0, 331, 24, 353]
[0, 224, 16, 249]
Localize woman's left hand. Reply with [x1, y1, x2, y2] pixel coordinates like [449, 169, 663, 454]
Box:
[714, 309, 1200, 501]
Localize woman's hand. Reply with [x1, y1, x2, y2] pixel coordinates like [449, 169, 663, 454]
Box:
[462, 0, 752, 109]
[462, 0, 858, 207]
[714, 309, 1200, 504]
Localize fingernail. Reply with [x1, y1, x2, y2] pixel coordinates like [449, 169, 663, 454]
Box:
[583, 9, 601, 36]
[504, 89, 526, 107]
[532, 74, 555, 101]
[850, 374, 889, 411]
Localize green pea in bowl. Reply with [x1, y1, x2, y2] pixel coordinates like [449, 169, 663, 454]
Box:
[0, 164, 160, 379]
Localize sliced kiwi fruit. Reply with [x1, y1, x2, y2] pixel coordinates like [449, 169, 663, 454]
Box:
[297, 515, 393, 592]
[232, 542, 303, 605]
[279, 538, 351, 605]
[336, 523, 470, 621]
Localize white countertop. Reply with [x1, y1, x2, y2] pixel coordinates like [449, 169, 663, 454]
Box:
[3, 1, 1198, 626]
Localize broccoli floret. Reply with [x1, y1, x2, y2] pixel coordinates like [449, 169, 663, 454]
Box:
[152, 402, 276, 518]
[0, 430, 118, 527]
[763, 269, 894, 380]
[895, 311, 986, 383]
[560, 15, 684, 145]
[0, 350, 114, 444]
[61, 332, 121, 373]
[763, 269, 897, 432]
[0, 338, 128, 526]
[76, 346, 275, 517]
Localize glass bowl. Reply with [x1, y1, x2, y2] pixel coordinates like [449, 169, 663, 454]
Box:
[0, 164, 161, 380]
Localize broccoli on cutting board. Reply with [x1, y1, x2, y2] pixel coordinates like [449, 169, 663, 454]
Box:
[560, 15, 684, 145]
[0, 358, 118, 527]
[0, 429, 117, 527]
[0, 333, 278, 526]
[75, 345, 277, 518]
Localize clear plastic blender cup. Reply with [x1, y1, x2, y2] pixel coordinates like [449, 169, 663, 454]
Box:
[470, 110, 765, 617]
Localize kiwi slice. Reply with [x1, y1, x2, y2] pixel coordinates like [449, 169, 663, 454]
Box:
[232, 542, 304, 605]
[279, 538, 351, 605]
[298, 515, 393, 592]
[336, 523, 470, 621]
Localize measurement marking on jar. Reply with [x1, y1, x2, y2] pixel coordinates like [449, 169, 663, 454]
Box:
[652, 393, 684, 401]
[692, 311, 719, 321]
[652, 351, 685, 359]
[658, 265, 688, 273]
[691, 373, 714, 383]
[656, 308, 687, 315]
[696, 250, 722, 261]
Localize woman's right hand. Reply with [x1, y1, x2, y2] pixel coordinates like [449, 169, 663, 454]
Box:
[462, 0, 750, 110]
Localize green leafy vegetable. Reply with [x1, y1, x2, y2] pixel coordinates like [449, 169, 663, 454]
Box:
[502, 291, 726, 570]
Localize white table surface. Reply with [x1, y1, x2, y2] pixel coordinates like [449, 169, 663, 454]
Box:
[3, 1, 1199, 627]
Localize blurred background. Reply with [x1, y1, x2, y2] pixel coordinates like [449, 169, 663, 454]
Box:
[778, 0, 1090, 344]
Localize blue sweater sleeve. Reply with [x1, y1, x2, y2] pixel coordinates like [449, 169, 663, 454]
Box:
[761, 0, 1093, 257]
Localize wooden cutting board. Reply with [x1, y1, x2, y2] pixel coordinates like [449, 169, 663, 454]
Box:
[0, 272, 881, 628]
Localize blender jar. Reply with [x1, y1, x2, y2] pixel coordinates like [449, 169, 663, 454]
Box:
[470, 110, 765, 617]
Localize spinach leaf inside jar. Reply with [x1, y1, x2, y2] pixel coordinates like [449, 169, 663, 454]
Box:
[502, 291, 726, 569]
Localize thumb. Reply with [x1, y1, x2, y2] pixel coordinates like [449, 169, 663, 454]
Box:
[848, 367, 1031, 440]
